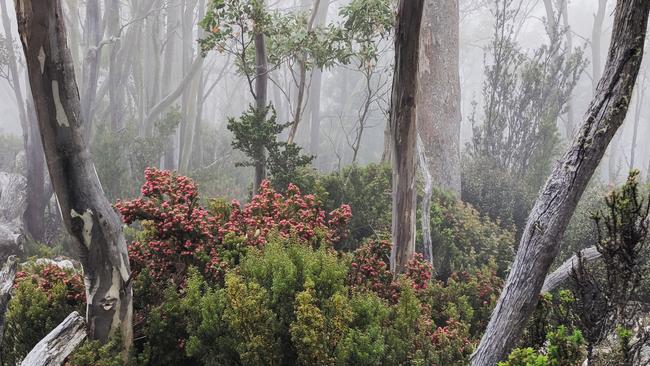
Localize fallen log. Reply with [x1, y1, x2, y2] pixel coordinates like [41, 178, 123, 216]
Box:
[0, 255, 17, 349]
[542, 246, 601, 293]
[20, 311, 86, 366]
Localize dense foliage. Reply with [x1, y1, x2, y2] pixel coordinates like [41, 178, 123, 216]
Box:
[1, 263, 85, 366]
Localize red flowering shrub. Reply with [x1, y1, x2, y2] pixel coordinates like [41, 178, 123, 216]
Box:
[348, 239, 433, 302]
[115, 168, 223, 284]
[14, 264, 85, 304]
[224, 180, 352, 247]
[115, 168, 352, 286]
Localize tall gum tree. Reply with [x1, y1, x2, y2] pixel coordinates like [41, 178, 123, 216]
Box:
[416, 0, 461, 196]
[470, 0, 650, 363]
[389, 0, 425, 274]
[14, 0, 133, 349]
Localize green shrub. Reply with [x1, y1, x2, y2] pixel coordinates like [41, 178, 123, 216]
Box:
[319, 163, 392, 250]
[1, 264, 85, 366]
[500, 326, 585, 366]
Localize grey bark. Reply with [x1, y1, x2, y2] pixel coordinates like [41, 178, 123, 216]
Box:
[471, 1, 650, 363]
[416, 0, 461, 197]
[20, 311, 86, 366]
[0, 256, 17, 351]
[389, 0, 425, 275]
[541, 246, 601, 293]
[15, 0, 133, 348]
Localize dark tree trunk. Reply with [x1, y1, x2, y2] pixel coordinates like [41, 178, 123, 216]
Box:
[15, 0, 133, 349]
[471, 1, 650, 363]
[416, 0, 461, 197]
[253, 32, 269, 195]
[389, 0, 425, 275]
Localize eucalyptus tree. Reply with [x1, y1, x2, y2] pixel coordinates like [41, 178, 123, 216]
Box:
[471, 0, 650, 363]
[15, 0, 133, 350]
[389, 0, 425, 274]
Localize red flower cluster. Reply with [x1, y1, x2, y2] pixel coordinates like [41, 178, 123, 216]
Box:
[225, 181, 352, 247]
[115, 168, 352, 286]
[348, 240, 433, 302]
[116, 168, 223, 284]
[14, 265, 86, 304]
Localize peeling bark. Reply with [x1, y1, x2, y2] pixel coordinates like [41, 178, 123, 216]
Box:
[471, 1, 650, 363]
[15, 0, 133, 349]
[20, 311, 86, 366]
[389, 0, 425, 275]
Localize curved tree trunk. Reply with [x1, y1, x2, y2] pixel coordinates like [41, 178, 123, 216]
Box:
[471, 1, 650, 363]
[15, 0, 133, 350]
[389, 0, 425, 275]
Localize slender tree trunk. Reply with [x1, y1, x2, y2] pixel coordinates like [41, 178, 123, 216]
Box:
[80, 0, 102, 140]
[389, 0, 425, 275]
[252, 30, 269, 195]
[107, 0, 123, 131]
[309, 0, 329, 160]
[287, 61, 307, 145]
[592, 0, 608, 94]
[1, 0, 47, 242]
[471, 1, 650, 363]
[561, 0, 576, 135]
[15, 0, 134, 350]
[1, 0, 28, 132]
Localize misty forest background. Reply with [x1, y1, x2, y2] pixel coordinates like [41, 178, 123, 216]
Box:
[1, 0, 650, 365]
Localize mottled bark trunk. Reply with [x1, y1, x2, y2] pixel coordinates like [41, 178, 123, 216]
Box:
[253, 31, 269, 195]
[471, 1, 649, 363]
[389, 0, 424, 275]
[15, 0, 133, 349]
